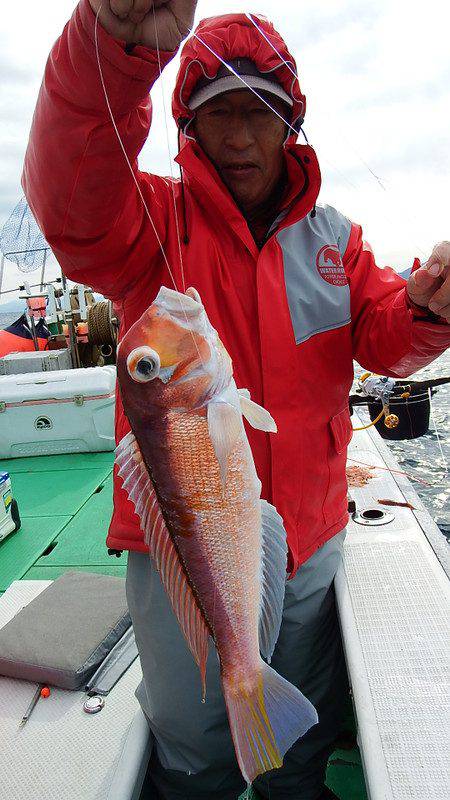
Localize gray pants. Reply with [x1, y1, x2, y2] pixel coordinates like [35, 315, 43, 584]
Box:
[126, 530, 347, 800]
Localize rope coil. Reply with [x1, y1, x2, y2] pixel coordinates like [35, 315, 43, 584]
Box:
[87, 300, 116, 345]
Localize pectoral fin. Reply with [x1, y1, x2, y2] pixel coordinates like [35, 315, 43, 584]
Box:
[238, 390, 277, 433]
[207, 400, 243, 484]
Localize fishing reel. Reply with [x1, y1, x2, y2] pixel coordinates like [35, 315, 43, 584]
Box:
[357, 372, 400, 430]
[349, 371, 448, 440]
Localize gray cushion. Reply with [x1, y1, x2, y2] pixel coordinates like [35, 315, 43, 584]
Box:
[0, 571, 131, 690]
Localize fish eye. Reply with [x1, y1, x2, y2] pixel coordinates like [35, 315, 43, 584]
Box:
[126, 347, 160, 383]
[137, 357, 157, 376]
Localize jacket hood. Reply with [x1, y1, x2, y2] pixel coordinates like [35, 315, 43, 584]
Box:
[172, 13, 305, 139]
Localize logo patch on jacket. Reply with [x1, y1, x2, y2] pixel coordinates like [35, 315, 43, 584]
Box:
[316, 245, 347, 286]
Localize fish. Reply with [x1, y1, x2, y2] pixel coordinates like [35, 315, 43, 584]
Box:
[115, 286, 318, 783]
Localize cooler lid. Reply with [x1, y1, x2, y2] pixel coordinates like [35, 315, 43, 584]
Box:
[0, 366, 116, 403]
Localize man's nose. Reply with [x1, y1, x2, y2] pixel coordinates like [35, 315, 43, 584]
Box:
[224, 116, 255, 150]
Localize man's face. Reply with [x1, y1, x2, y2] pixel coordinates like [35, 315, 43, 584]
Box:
[194, 89, 288, 214]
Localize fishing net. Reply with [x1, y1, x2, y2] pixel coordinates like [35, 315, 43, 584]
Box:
[0, 197, 49, 272]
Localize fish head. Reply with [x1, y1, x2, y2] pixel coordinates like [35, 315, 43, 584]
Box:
[117, 287, 232, 416]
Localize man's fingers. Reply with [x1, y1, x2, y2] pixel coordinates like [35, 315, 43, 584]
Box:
[428, 271, 450, 314]
[411, 266, 439, 289]
[406, 263, 449, 310]
[408, 266, 442, 304]
[129, 0, 152, 24]
[429, 302, 450, 322]
[96, 0, 197, 49]
[110, 0, 133, 19]
[414, 241, 450, 311]
[171, 0, 197, 31]
[424, 259, 443, 277]
[424, 241, 450, 273]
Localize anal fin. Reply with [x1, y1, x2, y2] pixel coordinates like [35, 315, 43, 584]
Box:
[259, 499, 288, 663]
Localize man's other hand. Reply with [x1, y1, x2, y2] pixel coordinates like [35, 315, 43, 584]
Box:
[407, 242, 450, 322]
[89, 0, 197, 51]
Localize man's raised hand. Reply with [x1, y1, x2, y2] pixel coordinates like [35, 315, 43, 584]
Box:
[89, 0, 197, 51]
[407, 241, 450, 323]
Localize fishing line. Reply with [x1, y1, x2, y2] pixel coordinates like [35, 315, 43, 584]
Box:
[191, 32, 301, 138]
[428, 387, 448, 478]
[190, 28, 384, 203]
[96, 9, 420, 263]
[243, 12, 428, 258]
[190, 31, 368, 196]
[94, 5, 206, 369]
[346, 457, 434, 486]
[152, 3, 186, 293]
[190, 30, 362, 203]
[188, 26, 373, 198]
[245, 12, 387, 192]
[94, 7, 177, 291]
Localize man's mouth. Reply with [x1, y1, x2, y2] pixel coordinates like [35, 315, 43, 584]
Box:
[222, 162, 259, 179]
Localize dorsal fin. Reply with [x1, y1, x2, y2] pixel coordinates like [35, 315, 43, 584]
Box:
[115, 431, 209, 695]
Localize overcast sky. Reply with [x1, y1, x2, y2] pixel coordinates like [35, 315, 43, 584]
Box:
[0, 0, 449, 297]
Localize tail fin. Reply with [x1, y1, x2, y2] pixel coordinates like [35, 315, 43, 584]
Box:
[223, 661, 318, 783]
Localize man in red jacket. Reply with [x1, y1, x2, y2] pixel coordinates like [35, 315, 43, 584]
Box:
[23, 1, 450, 798]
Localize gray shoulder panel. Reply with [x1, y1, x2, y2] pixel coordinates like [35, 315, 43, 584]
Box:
[277, 207, 352, 345]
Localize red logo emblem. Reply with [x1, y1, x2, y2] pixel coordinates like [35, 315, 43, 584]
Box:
[316, 245, 347, 286]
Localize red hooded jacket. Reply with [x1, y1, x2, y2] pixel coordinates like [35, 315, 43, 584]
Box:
[22, 1, 450, 572]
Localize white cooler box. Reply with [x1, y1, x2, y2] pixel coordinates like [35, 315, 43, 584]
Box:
[0, 366, 116, 458]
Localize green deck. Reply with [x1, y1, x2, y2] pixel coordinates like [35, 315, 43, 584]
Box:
[0, 451, 366, 799]
[0, 451, 125, 591]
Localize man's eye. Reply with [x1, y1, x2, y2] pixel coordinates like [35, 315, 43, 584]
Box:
[208, 108, 227, 117]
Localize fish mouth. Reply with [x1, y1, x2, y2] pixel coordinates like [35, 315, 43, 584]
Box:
[155, 286, 203, 319]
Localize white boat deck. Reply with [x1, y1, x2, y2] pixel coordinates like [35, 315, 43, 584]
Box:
[0, 580, 149, 800]
[337, 420, 450, 800]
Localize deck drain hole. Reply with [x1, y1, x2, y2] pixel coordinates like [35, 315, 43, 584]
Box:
[42, 541, 58, 556]
[352, 508, 395, 527]
[362, 509, 384, 520]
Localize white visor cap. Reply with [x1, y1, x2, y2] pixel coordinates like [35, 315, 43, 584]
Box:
[187, 59, 293, 112]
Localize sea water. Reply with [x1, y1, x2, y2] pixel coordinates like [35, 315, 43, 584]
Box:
[1, 312, 448, 537]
